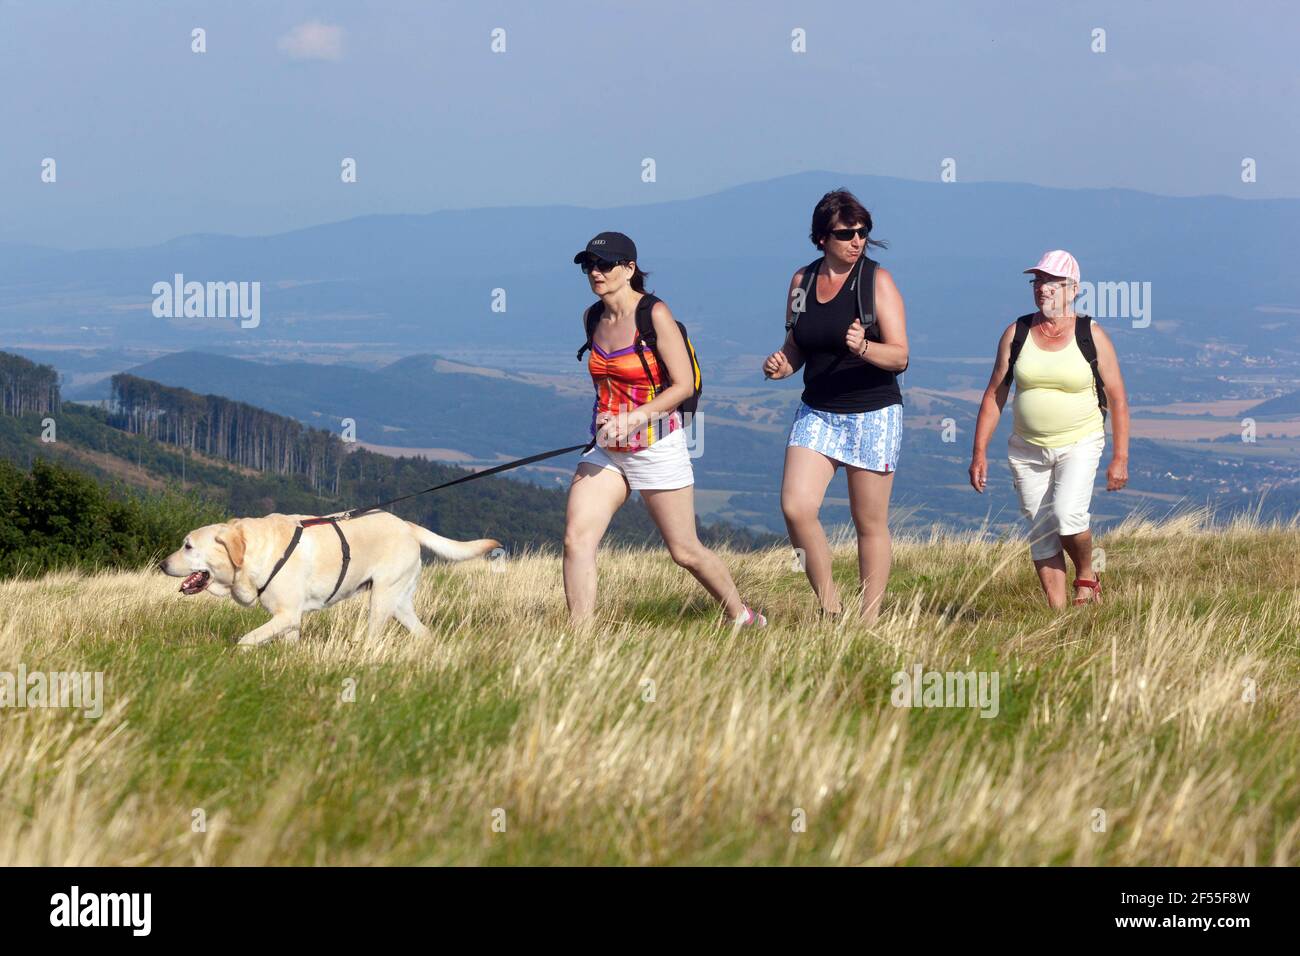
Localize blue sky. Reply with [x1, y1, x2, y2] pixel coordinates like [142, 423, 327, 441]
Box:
[1, 0, 1294, 249]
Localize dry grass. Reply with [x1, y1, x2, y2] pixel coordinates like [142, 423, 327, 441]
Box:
[1, 511, 1297, 865]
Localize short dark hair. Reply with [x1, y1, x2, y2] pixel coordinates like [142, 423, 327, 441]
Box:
[809, 188, 888, 251]
[628, 262, 651, 294]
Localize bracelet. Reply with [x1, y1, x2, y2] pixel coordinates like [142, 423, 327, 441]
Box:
[857, 339, 869, 358]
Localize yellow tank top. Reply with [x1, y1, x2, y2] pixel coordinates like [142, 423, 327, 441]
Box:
[1012, 320, 1105, 447]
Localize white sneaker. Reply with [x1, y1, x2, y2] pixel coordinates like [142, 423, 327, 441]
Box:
[735, 604, 768, 628]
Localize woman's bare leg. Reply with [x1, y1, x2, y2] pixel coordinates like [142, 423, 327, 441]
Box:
[563, 463, 630, 623]
[845, 466, 896, 624]
[1032, 552, 1070, 609]
[640, 484, 747, 620]
[781, 445, 841, 613]
[1060, 530, 1096, 603]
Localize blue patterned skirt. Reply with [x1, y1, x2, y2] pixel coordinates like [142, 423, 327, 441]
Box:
[786, 401, 903, 472]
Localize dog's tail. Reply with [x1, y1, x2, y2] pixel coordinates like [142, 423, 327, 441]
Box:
[405, 522, 501, 562]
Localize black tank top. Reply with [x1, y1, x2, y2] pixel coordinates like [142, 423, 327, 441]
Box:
[792, 262, 903, 413]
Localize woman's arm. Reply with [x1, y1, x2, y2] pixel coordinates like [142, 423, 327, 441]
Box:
[846, 266, 908, 372]
[641, 301, 694, 414]
[1089, 321, 1130, 491]
[782, 270, 807, 369]
[764, 269, 808, 379]
[969, 323, 1017, 493]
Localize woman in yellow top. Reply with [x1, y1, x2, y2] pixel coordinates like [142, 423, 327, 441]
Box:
[969, 251, 1130, 608]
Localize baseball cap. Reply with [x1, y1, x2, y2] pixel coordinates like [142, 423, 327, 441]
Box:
[1024, 250, 1080, 284]
[574, 231, 637, 265]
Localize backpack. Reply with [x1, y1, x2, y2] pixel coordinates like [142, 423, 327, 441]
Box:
[787, 255, 909, 377]
[1001, 313, 1109, 420]
[576, 292, 703, 418]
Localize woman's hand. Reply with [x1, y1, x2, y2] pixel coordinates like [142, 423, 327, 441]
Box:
[1106, 456, 1129, 491]
[845, 318, 868, 358]
[595, 408, 648, 446]
[969, 452, 989, 493]
[763, 349, 794, 379]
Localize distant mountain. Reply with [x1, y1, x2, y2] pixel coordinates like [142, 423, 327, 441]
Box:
[4, 171, 1297, 362]
[68, 350, 594, 460]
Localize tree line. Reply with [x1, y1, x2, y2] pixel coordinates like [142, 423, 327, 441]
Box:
[0, 352, 61, 417]
[109, 373, 346, 494]
[0, 456, 226, 580]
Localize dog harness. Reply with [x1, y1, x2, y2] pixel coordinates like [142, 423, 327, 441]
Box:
[256, 516, 352, 602]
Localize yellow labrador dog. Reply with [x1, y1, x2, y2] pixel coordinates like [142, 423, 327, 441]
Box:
[160, 511, 499, 646]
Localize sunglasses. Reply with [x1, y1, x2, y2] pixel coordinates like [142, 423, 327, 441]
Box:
[580, 258, 626, 275]
[828, 227, 868, 241]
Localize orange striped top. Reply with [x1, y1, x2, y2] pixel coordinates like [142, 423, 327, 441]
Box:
[588, 321, 681, 452]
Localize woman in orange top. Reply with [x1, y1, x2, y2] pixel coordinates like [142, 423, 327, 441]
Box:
[565, 232, 765, 628]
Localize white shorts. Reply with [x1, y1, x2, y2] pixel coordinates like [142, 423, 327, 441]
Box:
[1007, 430, 1106, 560]
[579, 427, 694, 491]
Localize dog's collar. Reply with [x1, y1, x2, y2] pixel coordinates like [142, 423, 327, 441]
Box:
[255, 518, 351, 602]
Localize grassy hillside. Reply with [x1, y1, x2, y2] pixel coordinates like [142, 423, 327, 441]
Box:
[1, 511, 1296, 865]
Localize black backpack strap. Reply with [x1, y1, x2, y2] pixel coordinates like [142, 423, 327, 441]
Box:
[850, 255, 903, 374]
[1074, 316, 1108, 420]
[633, 293, 661, 345]
[632, 294, 664, 391]
[575, 300, 603, 361]
[852, 256, 878, 338]
[787, 258, 824, 332]
[1001, 314, 1036, 389]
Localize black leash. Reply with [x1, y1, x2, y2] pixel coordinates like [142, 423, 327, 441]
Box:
[254, 438, 596, 598]
[333, 437, 597, 520]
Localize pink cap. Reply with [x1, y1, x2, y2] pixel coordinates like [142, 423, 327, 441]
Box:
[1024, 250, 1080, 284]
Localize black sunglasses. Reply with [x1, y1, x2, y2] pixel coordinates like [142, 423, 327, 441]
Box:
[580, 257, 627, 275]
[579, 257, 624, 273]
[828, 227, 868, 241]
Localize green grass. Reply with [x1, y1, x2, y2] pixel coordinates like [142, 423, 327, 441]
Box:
[1, 512, 1297, 865]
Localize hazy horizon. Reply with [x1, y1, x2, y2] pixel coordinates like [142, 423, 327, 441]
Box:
[10, 166, 1300, 255]
[3, 0, 1297, 249]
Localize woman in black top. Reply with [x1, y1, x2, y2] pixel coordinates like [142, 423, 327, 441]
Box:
[762, 189, 910, 623]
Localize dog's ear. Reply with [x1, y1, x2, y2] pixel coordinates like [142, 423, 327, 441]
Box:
[216, 522, 246, 569]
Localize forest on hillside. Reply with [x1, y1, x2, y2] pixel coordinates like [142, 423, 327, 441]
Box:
[110, 373, 344, 494]
[0, 356, 779, 579]
[0, 352, 60, 416]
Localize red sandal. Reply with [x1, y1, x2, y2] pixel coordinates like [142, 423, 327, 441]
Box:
[1073, 578, 1102, 606]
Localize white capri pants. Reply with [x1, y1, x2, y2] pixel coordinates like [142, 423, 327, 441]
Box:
[1007, 430, 1106, 560]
